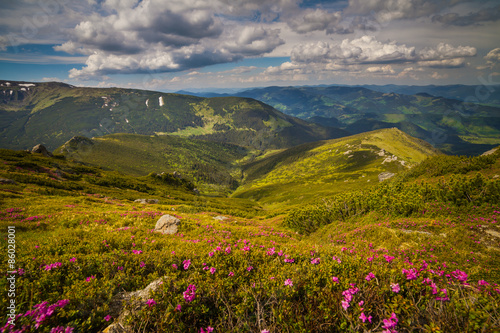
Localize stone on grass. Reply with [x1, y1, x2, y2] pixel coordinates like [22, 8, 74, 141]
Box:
[154, 214, 180, 235]
[134, 198, 159, 204]
[378, 172, 395, 182]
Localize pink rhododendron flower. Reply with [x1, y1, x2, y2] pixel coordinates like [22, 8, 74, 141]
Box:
[183, 284, 197, 302]
[176, 304, 182, 312]
[341, 300, 350, 310]
[384, 255, 395, 263]
[382, 312, 398, 332]
[140, 262, 145, 268]
[69, 257, 76, 263]
[183, 259, 191, 270]
[146, 299, 156, 307]
[104, 315, 112, 321]
[332, 276, 339, 283]
[390, 283, 400, 293]
[365, 272, 376, 281]
[247, 266, 253, 271]
[284, 279, 293, 287]
[210, 267, 216, 274]
[311, 257, 321, 264]
[359, 312, 372, 323]
[402, 268, 418, 280]
[228, 271, 234, 277]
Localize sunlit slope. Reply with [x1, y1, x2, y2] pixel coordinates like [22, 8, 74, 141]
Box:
[232, 128, 441, 207]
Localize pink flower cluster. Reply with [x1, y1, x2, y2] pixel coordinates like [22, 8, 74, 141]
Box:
[311, 258, 321, 265]
[183, 259, 191, 270]
[200, 326, 213, 333]
[284, 279, 293, 287]
[402, 268, 418, 280]
[341, 284, 359, 311]
[365, 272, 376, 281]
[44, 262, 62, 271]
[25, 299, 70, 329]
[382, 313, 398, 333]
[183, 284, 197, 302]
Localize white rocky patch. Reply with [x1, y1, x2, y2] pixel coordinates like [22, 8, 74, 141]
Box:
[19, 83, 35, 87]
[159, 96, 164, 107]
[382, 155, 398, 164]
[5, 82, 11, 86]
[343, 150, 352, 155]
[20, 87, 26, 91]
[377, 149, 386, 156]
[9, 90, 13, 95]
[145, 99, 149, 107]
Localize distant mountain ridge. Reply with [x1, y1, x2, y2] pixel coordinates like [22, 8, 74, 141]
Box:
[226, 85, 500, 155]
[0, 80, 347, 151]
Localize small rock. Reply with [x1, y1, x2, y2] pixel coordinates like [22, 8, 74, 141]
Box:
[213, 215, 229, 221]
[0, 178, 17, 184]
[173, 171, 182, 178]
[31, 144, 53, 157]
[193, 188, 200, 194]
[134, 199, 159, 204]
[493, 175, 499, 179]
[378, 172, 395, 182]
[154, 214, 180, 235]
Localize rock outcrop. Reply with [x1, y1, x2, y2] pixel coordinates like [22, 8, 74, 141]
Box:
[31, 144, 53, 157]
[378, 172, 395, 182]
[103, 277, 166, 333]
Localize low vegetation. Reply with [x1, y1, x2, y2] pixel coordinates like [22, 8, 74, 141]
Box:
[1, 141, 499, 332]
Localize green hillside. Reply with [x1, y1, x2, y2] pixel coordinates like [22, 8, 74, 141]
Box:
[0, 81, 347, 151]
[232, 128, 441, 208]
[57, 134, 250, 195]
[236, 85, 500, 155]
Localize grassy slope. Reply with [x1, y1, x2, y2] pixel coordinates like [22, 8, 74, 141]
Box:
[0, 147, 499, 332]
[232, 128, 440, 208]
[57, 133, 250, 195]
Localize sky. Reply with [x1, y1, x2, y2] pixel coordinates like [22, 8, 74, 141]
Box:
[0, 0, 500, 91]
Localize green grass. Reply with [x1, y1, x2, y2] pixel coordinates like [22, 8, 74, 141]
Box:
[0, 146, 499, 332]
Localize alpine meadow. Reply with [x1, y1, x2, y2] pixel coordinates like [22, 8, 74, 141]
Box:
[1, 79, 499, 333]
[1, 0, 500, 332]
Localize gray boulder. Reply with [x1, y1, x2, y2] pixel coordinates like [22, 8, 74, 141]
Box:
[0, 178, 17, 184]
[134, 198, 159, 204]
[154, 214, 180, 235]
[31, 144, 53, 157]
[378, 172, 395, 182]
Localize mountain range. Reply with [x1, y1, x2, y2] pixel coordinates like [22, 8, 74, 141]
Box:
[0, 80, 346, 151]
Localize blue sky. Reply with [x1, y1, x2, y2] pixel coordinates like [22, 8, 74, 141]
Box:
[1, 0, 500, 91]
